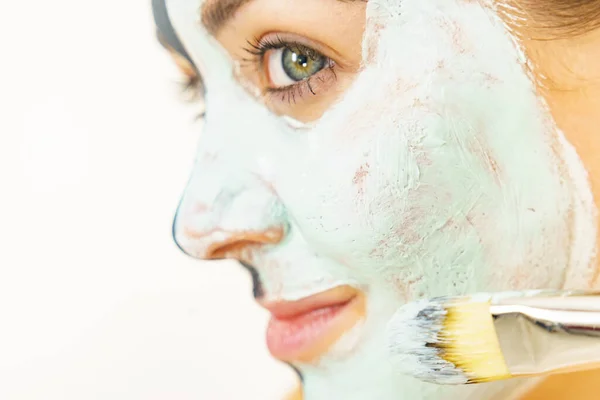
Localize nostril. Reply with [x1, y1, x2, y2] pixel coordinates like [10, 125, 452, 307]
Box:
[204, 228, 285, 260]
[209, 240, 261, 260]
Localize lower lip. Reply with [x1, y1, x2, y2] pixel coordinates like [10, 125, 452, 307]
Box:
[265, 297, 361, 362]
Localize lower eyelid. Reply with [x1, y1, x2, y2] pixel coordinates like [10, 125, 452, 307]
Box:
[264, 62, 338, 104]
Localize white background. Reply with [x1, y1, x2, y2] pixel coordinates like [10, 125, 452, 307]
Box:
[0, 1, 295, 398]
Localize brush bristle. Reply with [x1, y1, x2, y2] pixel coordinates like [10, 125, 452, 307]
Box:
[439, 299, 511, 383]
[387, 299, 469, 385]
[387, 296, 511, 385]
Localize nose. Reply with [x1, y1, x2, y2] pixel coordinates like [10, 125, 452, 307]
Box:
[173, 175, 289, 261]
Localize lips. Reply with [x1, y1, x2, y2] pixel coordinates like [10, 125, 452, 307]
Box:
[260, 286, 365, 363]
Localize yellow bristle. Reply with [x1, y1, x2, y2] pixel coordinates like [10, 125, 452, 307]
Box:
[438, 300, 512, 383]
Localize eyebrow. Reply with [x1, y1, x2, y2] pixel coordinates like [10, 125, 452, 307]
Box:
[201, 0, 365, 35]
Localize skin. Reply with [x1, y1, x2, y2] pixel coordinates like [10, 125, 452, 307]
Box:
[525, 28, 600, 269]
[163, 0, 600, 398]
[508, 15, 600, 398]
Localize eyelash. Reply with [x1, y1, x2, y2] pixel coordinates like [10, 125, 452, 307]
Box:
[242, 35, 337, 104]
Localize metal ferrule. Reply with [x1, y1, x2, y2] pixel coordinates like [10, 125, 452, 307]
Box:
[491, 292, 600, 377]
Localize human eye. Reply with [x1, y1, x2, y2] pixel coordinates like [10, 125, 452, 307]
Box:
[242, 34, 339, 112]
[199, 0, 365, 122]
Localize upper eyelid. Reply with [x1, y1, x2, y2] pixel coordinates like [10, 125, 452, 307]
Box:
[241, 32, 348, 66]
[243, 37, 328, 63]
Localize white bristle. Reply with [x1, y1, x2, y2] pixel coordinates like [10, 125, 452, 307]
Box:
[386, 290, 558, 385]
[386, 298, 469, 385]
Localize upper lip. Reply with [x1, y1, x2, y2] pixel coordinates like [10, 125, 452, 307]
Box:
[258, 286, 358, 319]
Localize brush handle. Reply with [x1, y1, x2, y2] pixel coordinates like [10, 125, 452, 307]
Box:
[497, 293, 600, 312]
[491, 292, 600, 377]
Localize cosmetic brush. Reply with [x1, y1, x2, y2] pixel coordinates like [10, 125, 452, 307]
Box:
[386, 290, 600, 385]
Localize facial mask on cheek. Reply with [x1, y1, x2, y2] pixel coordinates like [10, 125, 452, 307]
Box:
[286, 0, 598, 299]
[275, 0, 597, 398]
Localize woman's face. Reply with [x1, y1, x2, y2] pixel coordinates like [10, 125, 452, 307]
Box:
[166, 0, 598, 398]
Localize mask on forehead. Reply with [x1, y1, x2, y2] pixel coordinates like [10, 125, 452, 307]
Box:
[166, 0, 597, 398]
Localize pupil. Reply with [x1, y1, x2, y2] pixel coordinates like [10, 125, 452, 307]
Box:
[291, 52, 309, 69]
[298, 55, 308, 68]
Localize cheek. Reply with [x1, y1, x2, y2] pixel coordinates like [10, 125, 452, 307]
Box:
[277, 0, 592, 298]
[296, 100, 567, 299]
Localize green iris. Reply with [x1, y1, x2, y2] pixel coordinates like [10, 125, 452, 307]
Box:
[281, 46, 326, 82]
